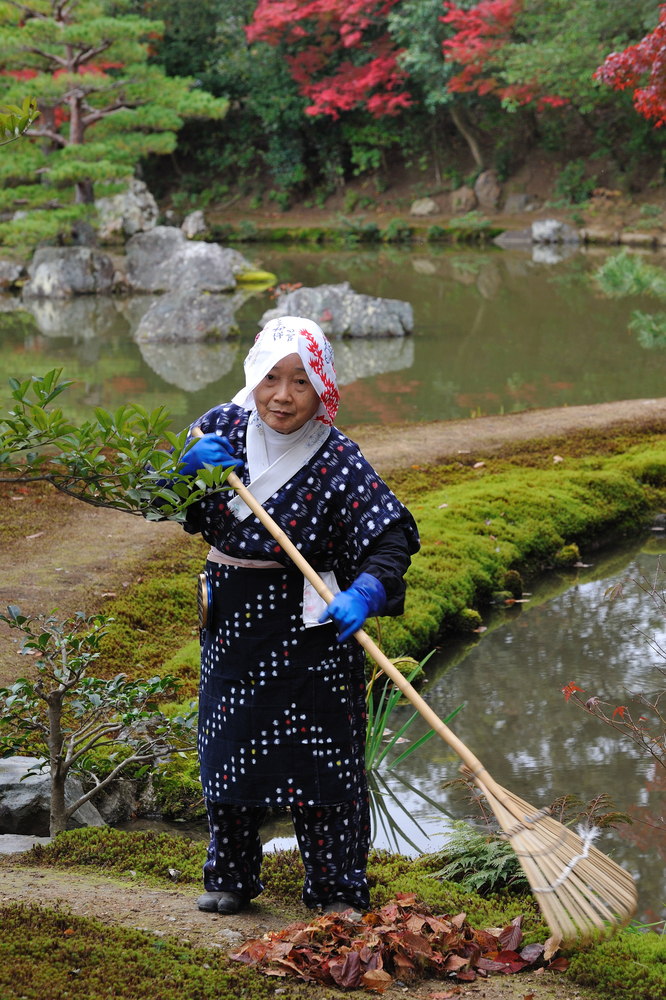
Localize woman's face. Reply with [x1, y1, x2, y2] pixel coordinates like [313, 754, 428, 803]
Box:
[254, 353, 320, 433]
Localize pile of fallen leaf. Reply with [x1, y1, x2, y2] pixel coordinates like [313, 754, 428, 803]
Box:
[231, 893, 568, 992]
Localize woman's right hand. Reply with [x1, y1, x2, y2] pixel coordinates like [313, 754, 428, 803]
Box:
[177, 433, 244, 478]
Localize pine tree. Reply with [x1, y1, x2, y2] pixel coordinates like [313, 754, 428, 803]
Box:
[0, 0, 228, 247]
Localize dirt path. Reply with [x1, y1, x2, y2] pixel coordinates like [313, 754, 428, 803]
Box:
[1, 399, 663, 999]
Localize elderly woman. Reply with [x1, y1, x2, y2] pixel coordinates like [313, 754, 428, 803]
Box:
[177, 316, 420, 916]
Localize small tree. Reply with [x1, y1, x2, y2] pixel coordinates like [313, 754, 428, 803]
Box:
[0, 606, 196, 836]
[0, 0, 228, 246]
[0, 368, 234, 520]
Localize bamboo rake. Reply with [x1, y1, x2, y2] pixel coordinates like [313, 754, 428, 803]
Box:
[192, 432, 637, 943]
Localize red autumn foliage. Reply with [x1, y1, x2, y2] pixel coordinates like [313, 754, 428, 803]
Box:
[595, 3, 666, 126]
[562, 682, 584, 702]
[231, 893, 561, 990]
[246, 0, 411, 118]
[441, 0, 568, 110]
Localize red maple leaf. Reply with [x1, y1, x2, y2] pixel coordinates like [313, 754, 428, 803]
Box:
[562, 682, 585, 702]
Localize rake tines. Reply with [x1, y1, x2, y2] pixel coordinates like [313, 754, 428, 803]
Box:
[473, 775, 637, 944]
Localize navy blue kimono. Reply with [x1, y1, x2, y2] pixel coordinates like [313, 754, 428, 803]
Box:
[186, 405, 420, 808]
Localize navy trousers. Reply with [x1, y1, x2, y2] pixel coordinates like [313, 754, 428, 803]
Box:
[203, 795, 371, 909]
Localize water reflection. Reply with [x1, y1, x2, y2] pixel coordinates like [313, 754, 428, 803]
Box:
[137, 339, 240, 391]
[1, 245, 664, 429]
[371, 539, 666, 924]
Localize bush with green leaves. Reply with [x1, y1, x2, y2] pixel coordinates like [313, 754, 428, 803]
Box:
[0, 369, 234, 522]
[0, 96, 39, 146]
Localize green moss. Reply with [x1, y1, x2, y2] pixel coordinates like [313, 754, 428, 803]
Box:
[0, 901, 310, 1000]
[554, 542, 581, 567]
[12, 830, 665, 996]
[567, 930, 666, 1000]
[151, 753, 205, 820]
[451, 607, 483, 632]
[97, 542, 203, 682]
[371, 444, 666, 659]
[17, 828, 207, 886]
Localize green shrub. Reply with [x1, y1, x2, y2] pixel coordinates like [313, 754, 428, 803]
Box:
[426, 224, 448, 241]
[381, 218, 413, 243]
[555, 159, 597, 204]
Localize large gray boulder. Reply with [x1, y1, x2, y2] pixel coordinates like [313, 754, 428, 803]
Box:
[494, 218, 581, 251]
[503, 192, 538, 214]
[531, 218, 580, 244]
[95, 177, 159, 243]
[125, 226, 254, 294]
[260, 281, 413, 337]
[474, 169, 502, 211]
[410, 197, 439, 217]
[451, 186, 477, 214]
[181, 210, 208, 238]
[22, 247, 116, 298]
[133, 287, 242, 342]
[0, 756, 105, 837]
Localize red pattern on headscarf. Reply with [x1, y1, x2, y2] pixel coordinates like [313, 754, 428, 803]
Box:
[302, 326, 339, 425]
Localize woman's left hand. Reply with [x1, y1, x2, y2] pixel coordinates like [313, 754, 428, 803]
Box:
[319, 573, 386, 642]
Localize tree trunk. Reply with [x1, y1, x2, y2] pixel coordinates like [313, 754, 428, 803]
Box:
[47, 692, 67, 835]
[49, 766, 69, 836]
[449, 105, 484, 171]
[75, 178, 95, 204]
[69, 92, 95, 204]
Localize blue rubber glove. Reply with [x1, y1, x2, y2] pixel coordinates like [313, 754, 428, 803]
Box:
[177, 433, 243, 478]
[319, 572, 387, 642]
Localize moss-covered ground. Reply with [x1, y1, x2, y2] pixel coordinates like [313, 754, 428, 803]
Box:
[2, 828, 664, 1000]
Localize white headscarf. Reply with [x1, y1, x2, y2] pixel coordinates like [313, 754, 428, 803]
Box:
[227, 316, 342, 624]
[227, 316, 338, 523]
[231, 316, 339, 426]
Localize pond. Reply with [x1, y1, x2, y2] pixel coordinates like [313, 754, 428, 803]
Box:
[0, 242, 664, 429]
[351, 535, 666, 927]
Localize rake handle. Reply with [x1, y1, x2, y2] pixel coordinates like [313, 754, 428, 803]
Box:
[222, 466, 502, 795]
